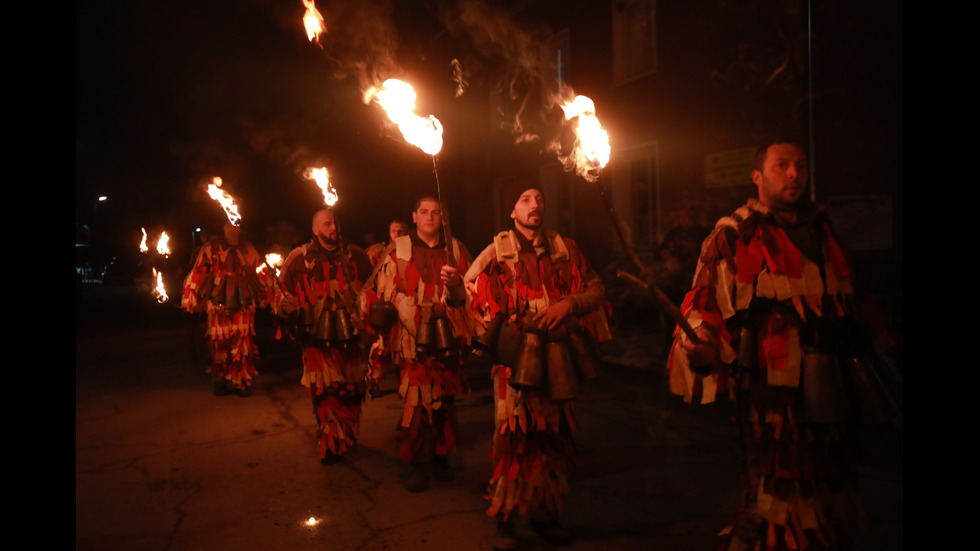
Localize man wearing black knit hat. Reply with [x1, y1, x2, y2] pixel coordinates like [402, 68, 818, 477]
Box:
[464, 183, 612, 550]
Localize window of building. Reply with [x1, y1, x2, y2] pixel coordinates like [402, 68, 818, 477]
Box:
[612, 0, 658, 84]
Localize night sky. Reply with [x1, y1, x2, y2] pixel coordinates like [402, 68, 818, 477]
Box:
[77, 0, 472, 258]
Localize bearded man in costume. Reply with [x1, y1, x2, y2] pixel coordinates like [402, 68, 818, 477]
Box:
[672, 140, 897, 550]
[463, 184, 611, 550]
[182, 221, 273, 397]
[366, 196, 474, 492]
[277, 209, 373, 464]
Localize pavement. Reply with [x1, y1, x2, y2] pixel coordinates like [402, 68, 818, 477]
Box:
[76, 282, 902, 551]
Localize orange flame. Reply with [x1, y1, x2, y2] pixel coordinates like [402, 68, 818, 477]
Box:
[151, 268, 169, 303]
[156, 231, 171, 257]
[304, 167, 338, 206]
[302, 0, 325, 44]
[139, 227, 149, 253]
[259, 252, 284, 276]
[558, 95, 610, 182]
[207, 177, 242, 226]
[364, 79, 443, 156]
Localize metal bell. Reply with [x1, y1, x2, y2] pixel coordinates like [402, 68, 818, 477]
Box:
[210, 277, 226, 305]
[199, 272, 216, 303]
[546, 340, 580, 400]
[434, 317, 456, 352]
[567, 330, 600, 381]
[314, 307, 336, 344]
[511, 330, 546, 389]
[799, 352, 848, 423]
[224, 278, 241, 311]
[369, 300, 398, 332]
[494, 319, 522, 367]
[415, 318, 435, 350]
[334, 308, 355, 343]
[472, 314, 505, 358]
[301, 303, 315, 329]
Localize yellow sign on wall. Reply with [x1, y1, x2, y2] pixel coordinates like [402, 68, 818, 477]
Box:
[704, 147, 756, 189]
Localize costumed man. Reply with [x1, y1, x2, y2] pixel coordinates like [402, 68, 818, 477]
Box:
[367, 196, 474, 492]
[671, 140, 897, 550]
[181, 221, 273, 397]
[276, 209, 373, 464]
[366, 219, 410, 266]
[463, 184, 611, 550]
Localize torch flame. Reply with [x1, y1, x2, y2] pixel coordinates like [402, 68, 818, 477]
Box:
[151, 268, 169, 303]
[558, 95, 610, 182]
[139, 227, 149, 253]
[364, 79, 444, 156]
[305, 167, 338, 207]
[156, 231, 171, 257]
[302, 0, 326, 44]
[259, 252, 284, 276]
[207, 177, 242, 226]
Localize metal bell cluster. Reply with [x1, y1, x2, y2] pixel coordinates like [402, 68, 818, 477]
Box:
[199, 273, 259, 312]
[301, 298, 358, 346]
[477, 312, 601, 401]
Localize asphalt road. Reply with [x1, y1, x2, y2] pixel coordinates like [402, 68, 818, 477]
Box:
[76, 282, 902, 551]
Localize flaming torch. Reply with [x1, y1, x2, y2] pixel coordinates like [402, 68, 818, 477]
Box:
[302, 0, 326, 45]
[558, 95, 610, 183]
[304, 167, 338, 207]
[364, 78, 456, 265]
[259, 253, 284, 277]
[139, 227, 149, 253]
[558, 94, 699, 343]
[207, 177, 242, 226]
[364, 79, 444, 157]
[156, 231, 171, 257]
[151, 268, 169, 303]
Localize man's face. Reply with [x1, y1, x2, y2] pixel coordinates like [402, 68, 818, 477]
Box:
[313, 210, 339, 245]
[389, 221, 408, 242]
[412, 200, 442, 239]
[510, 189, 545, 231]
[752, 143, 808, 210]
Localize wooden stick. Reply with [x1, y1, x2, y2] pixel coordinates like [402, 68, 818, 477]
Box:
[594, 180, 701, 343]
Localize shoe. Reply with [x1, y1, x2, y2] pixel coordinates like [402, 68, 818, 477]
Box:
[213, 381, 229, 396]
[431, 455, 455, 482]
[320, 451, 341, 465]
[236, 386, 252, 398]
[492, 519, 517, 551]
[403, 462, 429, 493]
[530, 517, 572, 546]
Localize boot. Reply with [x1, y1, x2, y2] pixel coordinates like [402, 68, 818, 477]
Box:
[403, 462, 429, 493]
[492, 518, 517, 551]
[431, 454, 455, 482]
[213, 380, 229, 396]
[530, 512, 572, 546]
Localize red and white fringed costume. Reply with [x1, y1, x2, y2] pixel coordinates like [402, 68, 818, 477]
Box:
[668, 199, 865, 551]
[278, 240, 373, 461]
[465, 230, 610, 522]
[370, 233, 475, 465]
[182, 237, 273, 391]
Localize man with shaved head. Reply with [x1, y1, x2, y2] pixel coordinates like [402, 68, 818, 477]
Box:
[277, 208, 373, 465]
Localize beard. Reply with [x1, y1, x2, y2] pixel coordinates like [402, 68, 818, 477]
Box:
[317, 233, 340, 247]
[515, 211, 542, 230]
